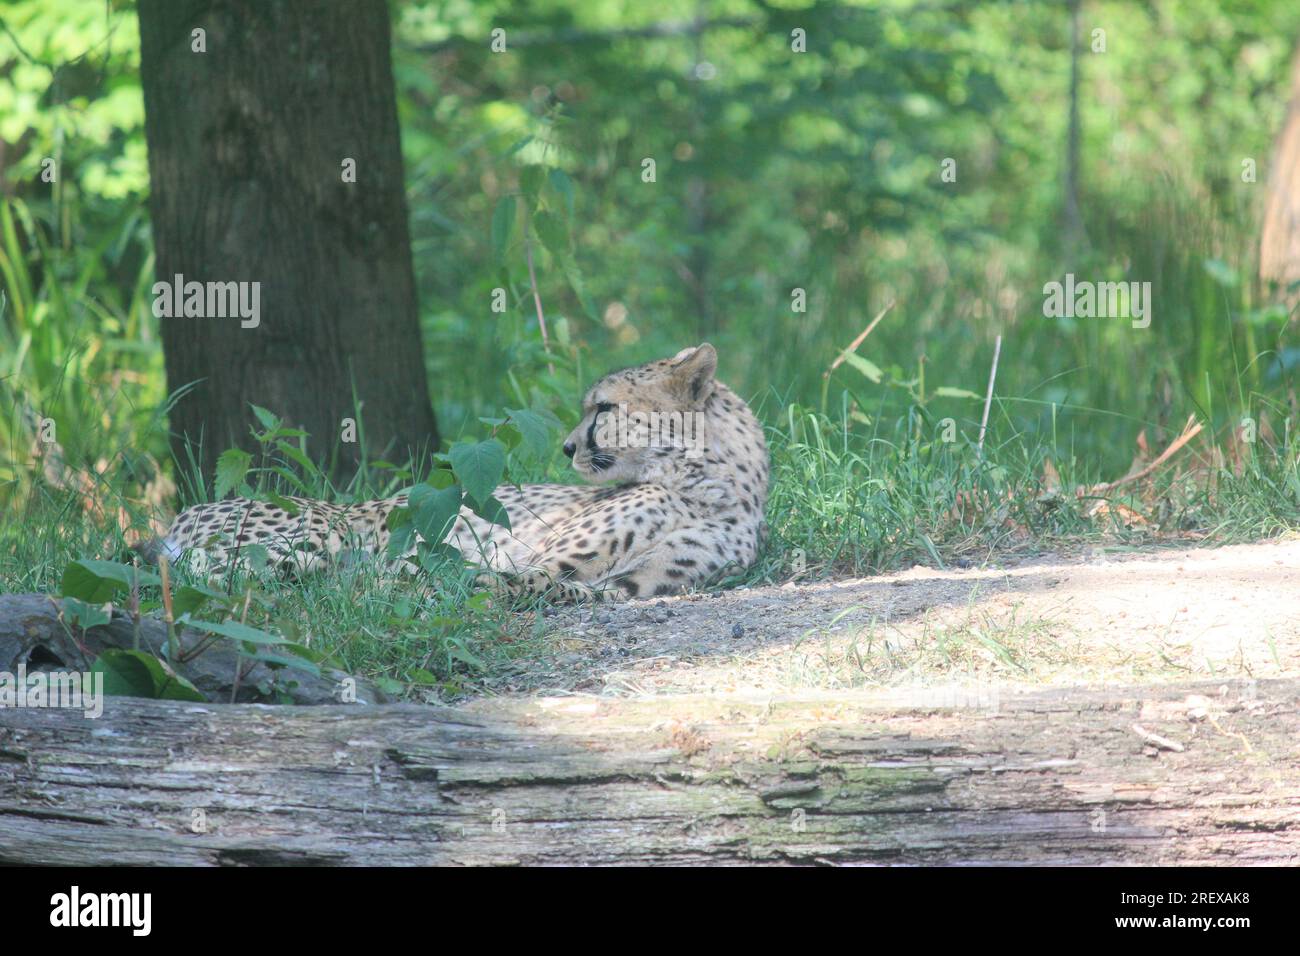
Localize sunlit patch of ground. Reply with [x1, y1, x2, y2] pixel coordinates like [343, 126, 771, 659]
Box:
[486, 538, 1300, 698]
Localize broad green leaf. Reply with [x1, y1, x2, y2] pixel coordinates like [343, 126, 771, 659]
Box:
[172, 583, 230, 618]
[245, 643, 321, 677]
[491, 195, 516, 262]
[184, 618, 287, 646]
[275, 440, 316, 475]
[548, 168, 575, 218]
[840, 351, 883, 384]
[93, 649, 207, 702]
[561, 258, 598, 321]
[61, 559, 161, 602]
[64, 597, 111, 630]
[426, 468, 457, 490]
[250, 404, 280, 432]
[214, 447, 252, 500]
[408, 482, 464, 545]
[468, 493, 511, 531]
[505, 407, 560, 459]
[449, 440, 506, 507]
[533, 209, 568, 258]
[520, 165, 544, 202]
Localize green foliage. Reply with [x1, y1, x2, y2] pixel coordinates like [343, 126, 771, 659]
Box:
[94, 649, 205, 702]
[4, 0, 1300, 701]
[57, 554, 323, 700]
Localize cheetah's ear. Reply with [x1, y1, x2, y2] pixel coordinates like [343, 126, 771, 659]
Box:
[669, 343, 717, 404]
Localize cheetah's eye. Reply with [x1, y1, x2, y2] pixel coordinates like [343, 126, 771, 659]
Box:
[595, 402, 614, 414]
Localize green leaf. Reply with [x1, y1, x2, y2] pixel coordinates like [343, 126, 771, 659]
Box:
[275, 440, 316, 475]
[408, 482, 465, 545]
[533, 209, 568, 258]
[265, 490, 301, 516]
[520, 165, 544, 202]
[426, 468, 457, 490]
[933, 386, 982, 399]
[214, 447, 252, 500]
[449, 440, 506, 507]
[184, 618, 288, 646]
[504, 135, 533, 157]
[468, 493, 511, 531]
[548, 168, 576, 218]
[374, 677, 405, 696]
[491, 195, 516, 263]
[93, 649, 207, 702]
[505, 407, 560, 459]
[61, 559, 161, 602]
[63, 597, 111, 630]
[250, 404, 280, 432]
[246, 643, 321, 677]
[560, 257, 599, 321]
[172, 583, 230, 619]
[840, 351, 883, 383]
[385, 513, 416, 560]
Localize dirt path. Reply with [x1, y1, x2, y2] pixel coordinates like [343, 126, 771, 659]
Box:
[485, 537, 1300, 699]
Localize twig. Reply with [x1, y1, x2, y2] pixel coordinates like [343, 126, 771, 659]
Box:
[158, 556, 177, 661]
[523, 232, 556, 376]
[130, 557, 142, 653]
[1084, 414, 1204, 495]
[1132, 723, 1184, 753]
[977, 335, 1003, 460]
[229, 588, 254, 704]
[825, 300, 896, 377]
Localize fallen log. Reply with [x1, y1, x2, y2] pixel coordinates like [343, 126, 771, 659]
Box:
[1, 677, 1296, 865]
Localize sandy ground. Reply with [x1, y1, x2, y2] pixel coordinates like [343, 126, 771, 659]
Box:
[482, 537, 1300, 699]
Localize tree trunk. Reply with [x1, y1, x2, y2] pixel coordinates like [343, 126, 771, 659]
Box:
[1, 678, 1295, 865]
[1261, 45, 1300, 291]
[137, 0, 438, 484]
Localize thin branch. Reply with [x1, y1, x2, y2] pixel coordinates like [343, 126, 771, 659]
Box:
[1084, 414, 1204, 495]
[523, 228, 555, 376]
[825, 300, 896, 377]
[977, 334, 1002, 459]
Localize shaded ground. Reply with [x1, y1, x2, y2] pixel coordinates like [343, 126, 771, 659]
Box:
[481, 537, 1300, 699]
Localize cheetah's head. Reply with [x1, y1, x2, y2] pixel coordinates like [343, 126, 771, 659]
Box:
[562, 344, 717, 483]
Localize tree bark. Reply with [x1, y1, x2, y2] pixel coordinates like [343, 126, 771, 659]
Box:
[1261, 45, 1300, 291]
[137, 0, 438, 484]
[1, 678, 1295, 865]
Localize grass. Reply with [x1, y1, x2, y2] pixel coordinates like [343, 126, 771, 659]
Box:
[775, 601, 1070, 691]
[2, 389, 1298, 703]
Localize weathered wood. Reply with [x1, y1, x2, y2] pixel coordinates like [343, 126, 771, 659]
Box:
[1, 678, 1296, 865]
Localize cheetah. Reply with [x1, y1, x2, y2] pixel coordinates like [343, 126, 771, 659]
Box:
[156, 344, 769, 602]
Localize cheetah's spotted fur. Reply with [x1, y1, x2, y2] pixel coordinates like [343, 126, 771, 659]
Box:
[160, 344, 769, 602]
